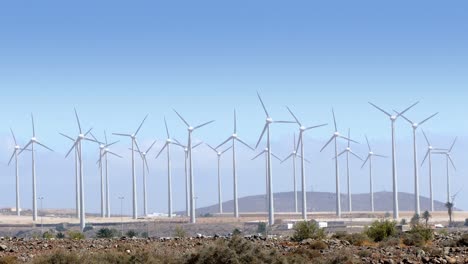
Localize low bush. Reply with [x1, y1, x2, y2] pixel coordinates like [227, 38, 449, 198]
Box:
[257, 222, 267, 235]
[173, 226, 187, 238]
[379, 237, 400, 248]
[42, 231, 54, 240]
[125, 230, 138, 238]
[402, 233, 425, 247]
[292, 220, 325, 242]
[309, 240, 328, 250]
[457, 233, 468, 246]
[407, 224, 433, 243]
[96, 228, 118, 238]
[68, 231, 85, 240]
[331, 231, 348, 240]
[232, 228, 242, 236]
[0, 256, 18, 264]
[358, 249, 372, 258]
[56, 232, 65, 239]
[345, 233, 369, 246]
[365, 220, 397, 242]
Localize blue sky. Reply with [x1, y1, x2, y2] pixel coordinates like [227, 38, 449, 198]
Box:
[0, 1, 467, 215]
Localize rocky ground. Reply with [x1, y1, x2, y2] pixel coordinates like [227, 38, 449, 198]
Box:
[0, 232, 468, 263]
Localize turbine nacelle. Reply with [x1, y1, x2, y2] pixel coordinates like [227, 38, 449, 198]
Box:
[99, 144, 105, 149]
[369, 151, 374, 155]
[166, 138, 172, 144]
[264, 148, 269, 152]
[334, 132, 340, 137]
[232, 133, 238, 138]
[428, 146, 433, 150]
[292, 151, 297, 155]
[79, 134, 85, 139]
[266, 117, 273, 124]
[390, 115, 397, 121]
[15, 145, 20, 150]
[188, 126, 194, 131]
[31, 137, 37, 142]
[300, 126, 306, 131]
[346, 147, 351, 151]
[412, 123, 418, 128]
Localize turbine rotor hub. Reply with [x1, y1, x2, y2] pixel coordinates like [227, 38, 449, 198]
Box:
[429, 146, 433, 150]
[79, 134, 85, 139]
[346, 147, 351, 151]
[369, 151, 374, 155]
[334, 132, 340, 137]
[32, 137, 37, 142]
[390, 115, 397, 120]
[166, 139, 172, 143]
[266, 117, 273, 123]
[15, 145, 20, 149]
[300, 126, 306, 131]
[412, 123, 418, 128]
[232, 133, 238, 138]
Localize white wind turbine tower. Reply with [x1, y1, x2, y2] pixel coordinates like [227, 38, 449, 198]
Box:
[59, 132, 80, 218]
[173, 109, 214, 223]
[99, 133, 122, 218]
[90, 132, 120, 218]
[286, 107, 327, 219]
[206, 144, 232, 214]
[396, 111, 438, 216]
[133, 140, 156, 217]
[8, 128, 29, 216]
[19, 114, 53, 221]
[63, 109, 98, 231]
[216, 110, 254, 218]
[320, 110, 357, 218]
[173, 139, 203, 217]
[255, 93, 294, 226]
[252, 147, 282, 213]
[369, 101, 419, 219]
[433, 138, 457, 203]
[335, 129, 363, 213]
[420, 130, 445, 212]
[361, 136, 387, 212]
[113, 115, 148, 219]
[155, 117, 182, 218]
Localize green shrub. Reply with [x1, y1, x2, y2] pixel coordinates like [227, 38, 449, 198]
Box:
[379, 237, 400, 247]
[344, 233, 369, 246]
[56, 232, 65, 239]
[68, 231, 85, 240]
[141, 232, 148, 238]
[0, 256, 18, 264]
[173, 226, 187, 238]
[309, 240, 328, 250]
[410, 214, 420, 226]
[257, 222, 267, 235]
[365, 220, 397, 242]
[232, 228, 242, 236]
[331, 231, 348, 240]
[42, 231, 54, 240]
[458, 234, 468, 246]
[96, 228, 118, 238]
[407, 224, 433, 243]
[400, 219, 407, 225]
[403, 233, 425, 247]
[125, 230, 138, 238]
[33, 250, 80, 264]
[292, 220, 325, 242]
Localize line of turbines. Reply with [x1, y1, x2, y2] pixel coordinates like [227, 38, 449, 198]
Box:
[5, 93, 457, 230]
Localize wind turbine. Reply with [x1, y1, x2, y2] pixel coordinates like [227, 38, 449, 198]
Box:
[396, 111, 438, 216]
[433, 138, 457, 203]
[113, 114, 148, 219]
[320, 109, 357, 218]
[335, 129, 363, 213]
[361, 136, 387, 212]
[369, 101, 419, 219]
[173, 109, 214, 224]
[216, 110, 254, 218]
[286, 107, 327, 219]
[173, 139, 203, 217]
[99, 132, 122, 218]
[133, 140, 156, 217]
[19, 114, 53, 221]
[155, 117, 182, 218]
[206, 144, 232, 214]
[420, 130, 445, 212]
[59, 132, 80, 218]
[252, 147, 282, 213]
[90, 132, 120, 218]
[8, 128, 29, 216]
[255, 92, 294, 226]
[63, 109, 98, 231]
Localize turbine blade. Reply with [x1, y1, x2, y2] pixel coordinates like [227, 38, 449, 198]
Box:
[10, 128, 17, 145]
[144, 158, 150, 173]
[146, 140, 157, 154]
[59, 133, 75, 141]
[36, 141, 53, 152]
[280, 154, 293, 164]
[8, 151, 16, 166]
[155, 143, 168, 159]
[173, 109, 190, 127]
[271, 153, 282, 161]
[18, 141, 32, 155]
[421, 150, 430, 166]
[361, 155, 370, 169]
[105, 140, 119, 148]
[255, 124, 268, 148]
[394, 111, 413, 125]
[369, 102, 391, 117]
[374, 154, 388, 158]
[221, 146, 232, 154]
[350, 151, 363, 161]
[31, 113, 36, 137]
[251, 151, 265, 160]
[365, 135, 371, 152]
[134, 114, 148, 136]
[216, 137, 232, 150]
[449, 137, 457, 152]
[332, 108, 337, 131]
[192, 142, 203, 149]
[320, 135, 335, 152]
[295, 132, 302, 153]
[339, 136, 359, 144]
[347, 128, 351, 148]
[84, 127, 93, 136]
[256, 92, 270, 117]
[273, 120, 295, 123]
[305, 123, 327, 131]
[336, 149, 347, 158]
[74, 108, 82, 134]
[104, 130, 108, 145]
[236, 137, 254, 151]
[164, 117, 170, 138]
[65, 140, 79, 158]
[448, 155, 457, 170]
[194, 120, 215, 130]
[421, 129, 430, 146]
[286, 106, 301, 125]
[419, 112, 438, 126]
[112, 133, 131, 137]
[398, 101, 419, 117]
[108, 151, 123, 158]
[133, 139, 142, 154]
[173, 138, 182, 145]
[89, 132, 98, 142]
[205, 143, 218, 153]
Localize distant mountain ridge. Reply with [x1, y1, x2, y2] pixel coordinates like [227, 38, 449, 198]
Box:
[192, 191, 454, 215]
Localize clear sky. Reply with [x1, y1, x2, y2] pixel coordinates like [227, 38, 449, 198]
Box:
[0, 1, 467, 215]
